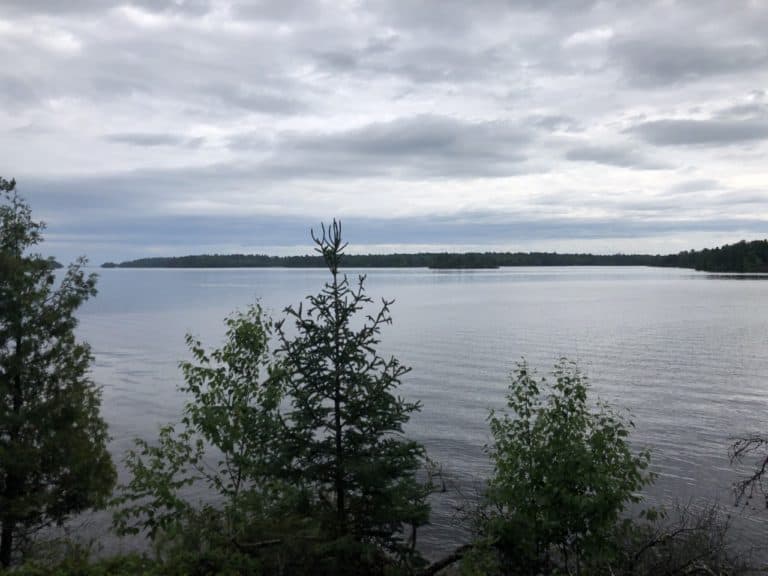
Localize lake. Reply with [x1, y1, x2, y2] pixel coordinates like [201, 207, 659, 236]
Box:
[76, 266, 768, 557]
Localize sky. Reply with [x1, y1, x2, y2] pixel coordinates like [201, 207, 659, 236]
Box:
[1, 0, 767, 264]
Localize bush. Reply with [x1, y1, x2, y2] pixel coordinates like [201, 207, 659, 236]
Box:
[474, 358, 652, 575]
[613, 502, 755, 576]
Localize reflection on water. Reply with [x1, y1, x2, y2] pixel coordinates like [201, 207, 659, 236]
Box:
[705, 273, 768, 280]
[76, 266, 768, 558]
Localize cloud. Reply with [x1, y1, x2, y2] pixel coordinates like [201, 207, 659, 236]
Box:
[629, 118, 768, 146]
[611, 39, 768, 86]
[564, 27, 614, 47]
[667, 179, 721, 194]
[308, 39, 513, 85]
[293, 115, 527, 159]
[201, 82, 307, 115]
[0, 75, 39, 108]
[0, 0, 212, 16]
[527, 115, 583, 133]
[105, 133, 205, 148]
[565, 145, 668, 170]
[716, 102, 768, 120]
[361, 0, 599, 34]
[229, 115, 537, 179]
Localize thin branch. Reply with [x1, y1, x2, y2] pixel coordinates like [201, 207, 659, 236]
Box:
[418, 544, 474, 576]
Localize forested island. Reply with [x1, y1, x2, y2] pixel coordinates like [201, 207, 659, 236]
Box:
[101, 251, 662, 269]
[102, 239, 768, 273]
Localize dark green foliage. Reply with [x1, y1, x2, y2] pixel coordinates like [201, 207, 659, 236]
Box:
[0, 177, 116, 567]
[103, 251, 668, 269]
[275, 221, 430, 571]
[462, 502, 752, 576]
[104, 238, 768, 274]
[113, 305, 329, 574]
[113, 305, 289, 540]
[114, 222, 429, 575]
[475, 359, 652, 575]
[659, 239, 768, 273]
[1, 553, 159, 576]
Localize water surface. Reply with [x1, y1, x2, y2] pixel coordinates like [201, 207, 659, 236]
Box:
[77, 266, 768, 556]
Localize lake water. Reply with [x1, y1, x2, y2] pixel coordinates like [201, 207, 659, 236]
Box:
[76, 266, 768, 557]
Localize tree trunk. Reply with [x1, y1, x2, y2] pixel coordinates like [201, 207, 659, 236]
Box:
[332, 269, 346, 534]
[0, 521, 14, 567]
[0, 333, 23, 567]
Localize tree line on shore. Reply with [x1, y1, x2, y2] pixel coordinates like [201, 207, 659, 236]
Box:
[102, 239, 768, 273]
[4, 177, 768, 575]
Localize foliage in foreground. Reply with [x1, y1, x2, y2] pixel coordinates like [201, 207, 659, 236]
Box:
[0, 177, 116, 568]
[112, 221, 430, 575]
[730, 433, 768, 511]
[461, 501, 757, 576]
[470, 359, 653, 575]
[274, 221, 430, 564]
[2, 501, 755, 576]
[113, 305, 285, 538]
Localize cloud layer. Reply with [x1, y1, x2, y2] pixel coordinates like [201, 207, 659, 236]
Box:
[1, 0, 766, 262]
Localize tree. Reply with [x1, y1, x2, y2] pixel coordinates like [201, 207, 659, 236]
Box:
[114, 222, 430, 574]
[113, 305, 286, 536]
[275, 220, 430, 571]
[477, 358, 652, 575]
[0, 177, 116, 567]
[113, 305, 303, 573]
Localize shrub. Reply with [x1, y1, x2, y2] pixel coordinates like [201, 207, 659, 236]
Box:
[476, 358, 652, 575]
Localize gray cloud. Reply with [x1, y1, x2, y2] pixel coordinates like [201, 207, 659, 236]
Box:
[0, 76, 39, 109]
[309, 39, 513, 85]
[105, 133, 204, 148]
[201, 83, 307, 115]
[565, 145, 668, 170]
[0, 0, 108, 14]
[630, 119, 768, 146]
[0, 0, 212, 15]
[226, 115, 537, 179]
[528, 115, 583, 133]
[231, 0, 328, 22]
[667, 179, 721, 194]
[361, 0, 599, 34]
[716, 102, 768, 120]
[715, 190, 768, 206]
[612, 39, 768, 86]
[291, 115, 528, 159]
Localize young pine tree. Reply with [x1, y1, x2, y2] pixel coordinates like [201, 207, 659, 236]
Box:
[0, 177, 116, 567]
[275, 221, 430, 569]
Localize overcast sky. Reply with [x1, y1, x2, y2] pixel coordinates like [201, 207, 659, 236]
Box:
[1, 0, 767, 263]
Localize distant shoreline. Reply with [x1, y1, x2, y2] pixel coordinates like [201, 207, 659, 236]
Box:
[101, 238, 768, 274]
[102, 252, 666, 269]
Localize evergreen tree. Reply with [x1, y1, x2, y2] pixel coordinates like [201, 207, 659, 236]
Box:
[0, 177, 115, 567]
[275, 220, 430, 570]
